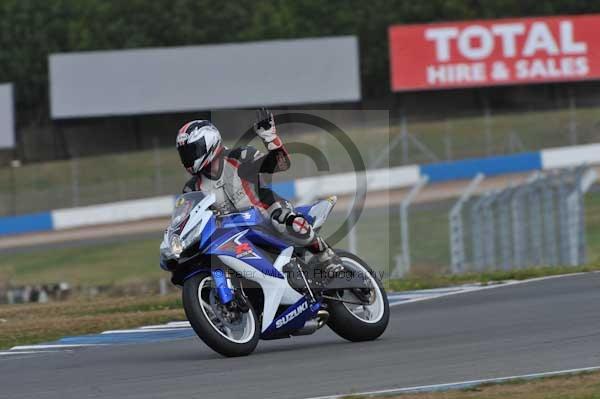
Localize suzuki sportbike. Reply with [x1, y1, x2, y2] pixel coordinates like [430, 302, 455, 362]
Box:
[160, 192, 389, 357]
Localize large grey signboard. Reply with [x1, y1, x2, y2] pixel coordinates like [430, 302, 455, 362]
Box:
[0, 84, 14, 148]
[49, 36, 361, 119]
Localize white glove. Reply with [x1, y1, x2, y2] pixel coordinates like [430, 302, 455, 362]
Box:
[254, 108, 277, 144]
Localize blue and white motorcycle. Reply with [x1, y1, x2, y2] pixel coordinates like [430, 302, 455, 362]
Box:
[160, 192, 389, 357]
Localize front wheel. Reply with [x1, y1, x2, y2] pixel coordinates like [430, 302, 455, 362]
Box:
[182, 273, 260, 357]
[326, 250, 389, 342]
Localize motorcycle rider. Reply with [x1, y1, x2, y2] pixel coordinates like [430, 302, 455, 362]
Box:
[176, 108, 342, 275]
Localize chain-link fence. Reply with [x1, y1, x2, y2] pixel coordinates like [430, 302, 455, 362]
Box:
[0, 146, 187, 215]
[392, 166, 599, 278]
[1, 105, 600, 217]
[395, 197, 456, 277]
[453, 166, 596, 273]
[1, 110, 393, 216]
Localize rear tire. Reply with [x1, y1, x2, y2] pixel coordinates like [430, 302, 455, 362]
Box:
[183, 273, 260, 357]
[326, 250, 389, 342]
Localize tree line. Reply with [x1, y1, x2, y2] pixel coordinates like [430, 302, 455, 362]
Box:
[1, 0, 597, 125]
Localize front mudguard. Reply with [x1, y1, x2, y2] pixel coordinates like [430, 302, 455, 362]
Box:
[169, 256, 234, 304]
[168, 253, 220, 286]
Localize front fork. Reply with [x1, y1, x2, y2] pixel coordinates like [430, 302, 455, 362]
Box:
[212, 268, 234, 304]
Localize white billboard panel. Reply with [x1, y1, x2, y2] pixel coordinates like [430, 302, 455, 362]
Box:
[49, 37, 361, 119]
[0, 84, 14, 148]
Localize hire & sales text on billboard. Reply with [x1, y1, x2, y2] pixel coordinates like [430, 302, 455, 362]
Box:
[389, 14, 600, 91]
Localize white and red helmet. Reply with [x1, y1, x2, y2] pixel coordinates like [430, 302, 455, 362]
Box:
[176, 120, 222, 174]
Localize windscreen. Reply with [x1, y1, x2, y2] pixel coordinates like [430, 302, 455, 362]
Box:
[171, 192, 208, 229]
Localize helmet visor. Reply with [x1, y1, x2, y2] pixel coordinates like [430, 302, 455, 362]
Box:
[178, 138, 207, 169]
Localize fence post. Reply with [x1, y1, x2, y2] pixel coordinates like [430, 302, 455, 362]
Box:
[449, 173, 484, 274]
[566, 187, 580, 266]
[511, 183, 529, 268]
[400, 112, 409, 165]
[153, 137, 162, 195]
[568, 88, 578, 145]
[159, 278, 168, 296]
[528, 177, 544, 266]
[9, 160, 18, 215]
[397, 177, 429, 276]
[575, 166, 597, 265]
[497, 187, 514, 270]
[369, 130, 404, 169]
[347, 209, 358, 255]
[541, 175, 558, 266]
[557, 170, 572, 265]
[470, 194, 487, 271]
[70, 156, 80, 207]
[482, 191, 498, 269]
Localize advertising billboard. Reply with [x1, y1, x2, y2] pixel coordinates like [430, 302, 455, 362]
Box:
[389, 14, 600, 91]
[49, 37, 361, 119]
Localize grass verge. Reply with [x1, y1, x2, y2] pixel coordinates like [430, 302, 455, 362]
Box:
[343, 370, 600, 399]
[0, 236, 163, 286]
[0, 294, 185, 350]
[386, 264, 600, 292]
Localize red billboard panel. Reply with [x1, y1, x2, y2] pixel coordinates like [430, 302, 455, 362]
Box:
[389, 14, 600, 91]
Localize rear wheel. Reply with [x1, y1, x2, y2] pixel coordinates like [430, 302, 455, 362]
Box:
[183, 273, 259, 357]
[326, 251, 389, 341]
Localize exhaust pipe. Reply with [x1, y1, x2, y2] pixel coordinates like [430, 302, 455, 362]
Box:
[291, 310, 330, 336]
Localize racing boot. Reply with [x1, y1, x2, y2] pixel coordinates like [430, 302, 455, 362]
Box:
[308, 237, 344, 281]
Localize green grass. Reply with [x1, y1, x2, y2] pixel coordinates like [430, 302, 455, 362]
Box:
[341, 370, 600, 399]
[391, 106, 600, 165]
[0, 294, 185, 350]
[386, 264, 600, 292]
[0, 237, 163, 287]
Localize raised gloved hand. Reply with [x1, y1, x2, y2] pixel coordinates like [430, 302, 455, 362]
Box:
[254, 108, 278, 146]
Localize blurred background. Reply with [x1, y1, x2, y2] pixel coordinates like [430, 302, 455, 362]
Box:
[2, 0, 600, 307]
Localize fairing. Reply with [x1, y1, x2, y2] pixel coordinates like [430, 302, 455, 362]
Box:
[160, 194, 336, 334]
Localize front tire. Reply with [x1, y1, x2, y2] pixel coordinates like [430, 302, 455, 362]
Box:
[183, 273, 260, 357]
[326, 251, 389, 342]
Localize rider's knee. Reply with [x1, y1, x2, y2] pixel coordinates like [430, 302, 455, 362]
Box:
[267, 201, 293, 233]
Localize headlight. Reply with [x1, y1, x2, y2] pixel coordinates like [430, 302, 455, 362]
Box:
[170, 235, 184, 257]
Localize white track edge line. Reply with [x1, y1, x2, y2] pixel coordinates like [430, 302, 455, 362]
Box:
[10, 344, 105, 351]
[388, 272, 586, 307]
[100, 328, 191, 334]
[140, 324, 189, 329]
[0, 351, 64, 356]
[305, 365, 600, 399]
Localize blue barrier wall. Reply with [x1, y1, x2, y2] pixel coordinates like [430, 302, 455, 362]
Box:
[271, 181, 296, 200]
[420, 152, 542, 183]
[0, 143, 594, 238]
[0, 212, 54, 236]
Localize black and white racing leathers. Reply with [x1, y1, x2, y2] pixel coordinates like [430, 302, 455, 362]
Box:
[182, 140, 329, 255]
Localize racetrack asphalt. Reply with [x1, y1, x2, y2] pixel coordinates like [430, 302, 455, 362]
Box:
[1, 272, 599, 399]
